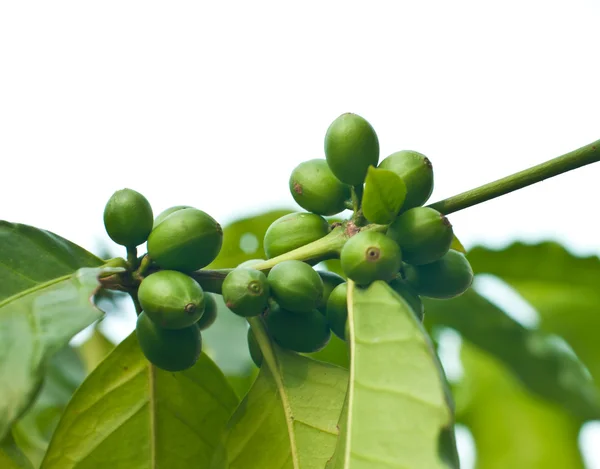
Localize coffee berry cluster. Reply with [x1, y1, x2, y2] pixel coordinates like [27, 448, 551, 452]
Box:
[102, 112, 473, 372]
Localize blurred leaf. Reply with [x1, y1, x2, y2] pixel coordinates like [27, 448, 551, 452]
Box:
[208, 209, 292, 269]
[362, 166, 406, 224]
[41, 332, 239, 469]
[458, 342, 585, 469]
[12, 347, 85, 467]
[1, 432, 33, 469]
[0, 221, 103, 302]
[212, 348, 347, 469]
[77, 326, 115, 374]
[305, 333, 349, 369]
[468, 242, 600, 383]
[0, 266, 119, 440]
[424, 290, 600, 421]
[327, 281, 455, 469]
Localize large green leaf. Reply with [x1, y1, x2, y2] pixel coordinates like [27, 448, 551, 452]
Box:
[0, 221, 103, 301]
[0, 266, 118, 440]
[41, 332, 239, 469]
[327, 280, 455, 469]
[0, 433, 34, 469]
[12, 347, 86, 467]
[468, 242, 600, 383]
[457, 342, 585, 469]
[213, 334, 348, 469]
[362, 167, 406, 225]
[424, 290, 600, 421]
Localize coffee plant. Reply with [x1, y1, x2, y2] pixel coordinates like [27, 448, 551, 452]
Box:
[2, 112, 600, 469]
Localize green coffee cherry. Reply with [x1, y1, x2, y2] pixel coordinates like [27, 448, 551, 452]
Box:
[138, 270, 205, 329]
[222, 268, 270, 317]
[247, 328, 263, 367]
[340, 231, 402, 286]
[263, 212, 329, 259]
[147, 207, 223, 272]
[136, 312, 201, 372]
[103, 188, 153, 247]
[326, 282, 348, 340]
[388, 278, 424, 321]
[387, 207, 453, 265]
[196, 293, 217, 331]
[403, 249, 474, 299]
[267, 260, 324, 313]
[153, 205, 192, 228]
[316, 270, 345, 314]
[289, 159, 351, 216]
[324, 113, 379, 185]
[265, 305, 331, 353]
[378, 150, 434, 211]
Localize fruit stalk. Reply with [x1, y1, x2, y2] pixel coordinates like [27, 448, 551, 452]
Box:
[428, 138, 600, 215]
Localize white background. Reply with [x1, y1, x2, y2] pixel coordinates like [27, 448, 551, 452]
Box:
[1, 1, 599, 467]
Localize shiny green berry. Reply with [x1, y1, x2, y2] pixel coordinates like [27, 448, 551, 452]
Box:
[387, 207, 453, 265]
[147, 207, 223, 272]
[326, 282, 348, 340]
[136, 312, 201, 372]
[403, 249, 474, 299]
[222, 268, 270, 317]
[388, 278, 424, 321]
[247, 328, 263, 367]
[138, 270, 205, 329]
[267, 260, 324, 313]
[263, 212, 329, 259]
[316, 270, 345, 314]
[196, 293, 217, 331]
[324, 113, 380, 185]
[341, 231, 402, 286]
[153, 205, 193, 228]
[103, 188, 153, 247]
[289, 159, 351, 216]
[378, 150, 434, 211]
[265, 305, 331, 353]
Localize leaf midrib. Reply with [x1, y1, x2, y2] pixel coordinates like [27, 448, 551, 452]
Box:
[248, 317, 300, 469]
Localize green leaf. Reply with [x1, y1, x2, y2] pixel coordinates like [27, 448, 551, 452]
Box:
[457, 342, 585, 469]
[0, 266, 118, 440]
[12, 347, 85, 467]
[77, 326, 115, 374]
[468, 242, 600, 384]
[41, 332, 239, 469]
[208, 209, 293, 269]
[213, 326, 348, 469]
[424, 290, 600, 421]
[0, 432, 34, 469]
[327, 281, 454, 469]
[305, 333, 349, 369]
[0, 221, 103, 301]
[362, 166, 406, 224]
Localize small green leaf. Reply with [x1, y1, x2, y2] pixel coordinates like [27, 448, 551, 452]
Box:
[0, 221, 103, 302]
[0, 432, 34, 469]
[41, 332, 239, 469]
[362, 166, 406, 224]
[424, 289, 600, 421]
[327, 280, 454, 469]
[12, 347, 85, 467]
[0, 266, 118, 440]
[213, 323, 348, 469]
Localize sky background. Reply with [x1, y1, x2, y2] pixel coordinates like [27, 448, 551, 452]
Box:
[1, 1, 600, 467]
